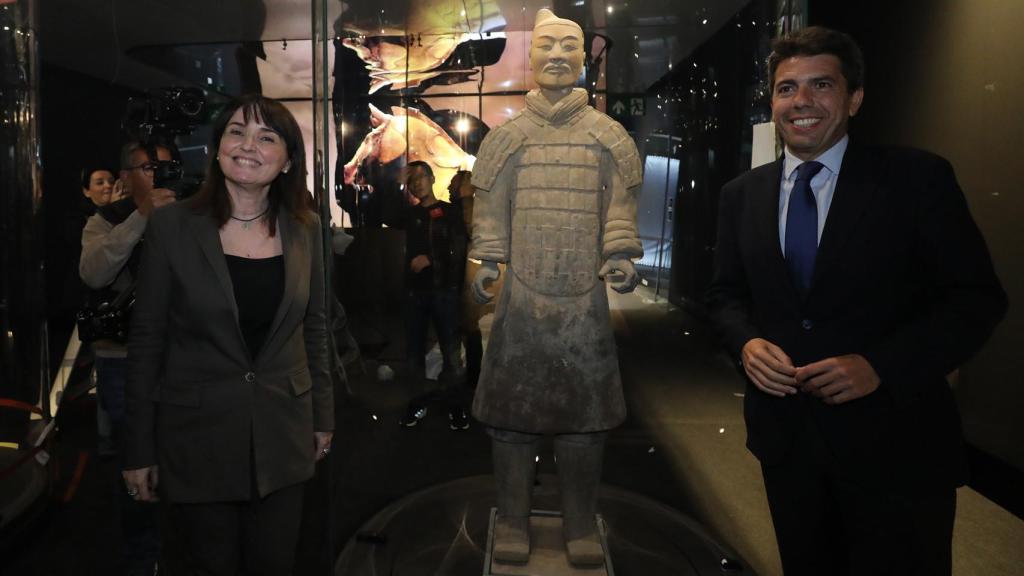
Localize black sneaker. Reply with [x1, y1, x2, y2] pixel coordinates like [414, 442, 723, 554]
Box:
[400, 404, 428, 427]
[448, 408, 470, 431]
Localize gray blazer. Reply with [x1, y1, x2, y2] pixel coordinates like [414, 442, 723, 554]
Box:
[124, 198, 333, 503]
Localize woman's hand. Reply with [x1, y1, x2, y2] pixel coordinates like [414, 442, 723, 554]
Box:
[110, 179, 127, 202]
[314, 431, 334, 461]
[122, 466, 160, 502]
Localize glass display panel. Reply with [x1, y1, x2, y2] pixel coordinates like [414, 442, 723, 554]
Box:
[325, 0, 776, 301]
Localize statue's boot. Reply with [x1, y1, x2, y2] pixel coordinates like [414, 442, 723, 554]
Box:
[555, 434, 606, 567]
[492, 436, 538, 564]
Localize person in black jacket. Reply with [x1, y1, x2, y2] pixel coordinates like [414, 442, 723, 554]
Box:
[705, 27, 1007, 576]
[122, 95, 332, 576]
[399, 160, 469, 429]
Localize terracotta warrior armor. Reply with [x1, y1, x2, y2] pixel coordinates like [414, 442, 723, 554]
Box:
[469, 87, 643, 433]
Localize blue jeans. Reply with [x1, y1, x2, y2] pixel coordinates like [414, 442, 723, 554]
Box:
[95, 356, 161, 575]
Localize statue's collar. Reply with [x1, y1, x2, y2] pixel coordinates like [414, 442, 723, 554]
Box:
[525, 88, 589, 125]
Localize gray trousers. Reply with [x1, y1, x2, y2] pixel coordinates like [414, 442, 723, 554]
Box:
[487, 426, 606, 536]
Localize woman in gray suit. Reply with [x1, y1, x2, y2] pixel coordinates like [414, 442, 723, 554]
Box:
[122, 94, 333, 575]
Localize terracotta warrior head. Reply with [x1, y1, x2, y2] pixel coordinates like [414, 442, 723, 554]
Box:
[529, 8, 585, 94]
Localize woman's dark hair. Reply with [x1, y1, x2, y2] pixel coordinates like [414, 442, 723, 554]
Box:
[80, 165, 115, 190]
[768, 26, 864, 94]
[192, 94, 312, 236]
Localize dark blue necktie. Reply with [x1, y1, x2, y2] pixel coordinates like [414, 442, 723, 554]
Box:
[784, 161, 825, 296]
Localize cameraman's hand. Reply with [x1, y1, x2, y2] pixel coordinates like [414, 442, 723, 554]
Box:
[139, 187, 176, 216]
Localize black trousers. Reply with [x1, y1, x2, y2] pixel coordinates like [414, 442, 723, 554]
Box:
[761, 415, 956, 576]
[170, 482, 305, 576]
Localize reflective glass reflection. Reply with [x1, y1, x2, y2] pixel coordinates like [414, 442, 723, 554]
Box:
[331, 0, 772, 226]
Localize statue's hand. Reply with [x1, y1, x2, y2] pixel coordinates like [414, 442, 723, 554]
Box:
[472, 261, 501, 304]
[599, 255, 639, 294]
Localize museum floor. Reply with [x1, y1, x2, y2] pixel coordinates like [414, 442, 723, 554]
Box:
[4, 285, 1023, 576]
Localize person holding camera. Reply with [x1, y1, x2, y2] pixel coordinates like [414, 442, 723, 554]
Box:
[79, 142, 174, 576]
[121, 94, 333, 576]
[80, 142, 176, 448]
[80, 142, 176, 309]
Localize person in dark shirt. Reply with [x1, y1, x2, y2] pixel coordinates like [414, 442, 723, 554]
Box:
[399, 160, 469, 429]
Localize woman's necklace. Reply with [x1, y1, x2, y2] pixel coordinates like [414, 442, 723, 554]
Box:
[230, 207, 269, 231]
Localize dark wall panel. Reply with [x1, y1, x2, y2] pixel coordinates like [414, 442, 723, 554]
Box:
[814, 1, 1024, 473]
[39, 64, 139, 372]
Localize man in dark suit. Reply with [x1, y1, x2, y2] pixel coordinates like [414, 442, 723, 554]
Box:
[706, 27, 1007, 576]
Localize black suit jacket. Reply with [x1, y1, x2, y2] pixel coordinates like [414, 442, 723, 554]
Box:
[706, 142, 1006, 487]
[124, 199, 333, 503]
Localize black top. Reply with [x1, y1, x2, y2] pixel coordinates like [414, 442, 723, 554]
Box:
[224, 254, 284, 359]
[403, 200, 467, 292]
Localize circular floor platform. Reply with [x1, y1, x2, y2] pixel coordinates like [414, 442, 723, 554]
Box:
[336, 474, 753, 575]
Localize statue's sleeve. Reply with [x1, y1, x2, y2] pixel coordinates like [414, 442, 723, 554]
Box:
[469, 126, 522, 262]
[594, 118, 643, 259]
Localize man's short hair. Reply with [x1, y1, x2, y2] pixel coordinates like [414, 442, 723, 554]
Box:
[119, 141, 146, 171]
[406, 160, 434, 180]
[405, 159, 434, 184]
[119, 140, 173, 170]
[768, 26, 864, 94]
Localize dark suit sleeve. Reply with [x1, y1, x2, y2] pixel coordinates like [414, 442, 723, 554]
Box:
[863, 156, 1007, 404]
[705, 178, 762, 362]
[304, 216, 334, 431]
[124, 211, 171, 470]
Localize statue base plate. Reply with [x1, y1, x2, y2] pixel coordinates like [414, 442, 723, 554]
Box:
[484, 508, 613, 576]
[335, 475, 751, 575]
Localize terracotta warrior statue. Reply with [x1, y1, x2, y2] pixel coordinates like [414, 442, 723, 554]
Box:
[469, 8, 642, 567]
